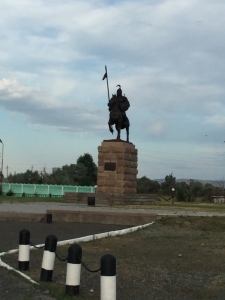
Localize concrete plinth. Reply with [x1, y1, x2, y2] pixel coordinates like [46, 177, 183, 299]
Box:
[97, 140, 138, 195]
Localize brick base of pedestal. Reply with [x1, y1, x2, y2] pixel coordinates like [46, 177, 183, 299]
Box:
[96, 140, 138, 195]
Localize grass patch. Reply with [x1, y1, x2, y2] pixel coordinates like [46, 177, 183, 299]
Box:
[114, 201, 225, 212]
[0, 195, 64, 203]
[159, 215, 225, 231]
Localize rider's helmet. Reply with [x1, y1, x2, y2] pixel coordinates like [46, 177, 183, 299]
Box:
[116, 85, 122, 97]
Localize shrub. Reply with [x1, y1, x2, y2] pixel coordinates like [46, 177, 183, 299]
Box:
[176, 188, 186, 202]
[6, 189, 13, 196]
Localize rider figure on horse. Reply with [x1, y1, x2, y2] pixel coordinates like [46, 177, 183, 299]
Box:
[108, 85, 130, 122]
[107, 85, 130, 141]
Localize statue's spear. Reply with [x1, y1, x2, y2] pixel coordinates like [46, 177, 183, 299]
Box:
[102, 65, 110, 102]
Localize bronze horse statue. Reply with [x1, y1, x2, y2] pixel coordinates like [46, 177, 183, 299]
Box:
[108, 91, 130, 142]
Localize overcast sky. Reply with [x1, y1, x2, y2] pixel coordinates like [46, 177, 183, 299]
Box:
[0, 0, 225, 181]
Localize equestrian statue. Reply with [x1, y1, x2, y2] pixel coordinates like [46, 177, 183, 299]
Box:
[102, 66, 130, 142]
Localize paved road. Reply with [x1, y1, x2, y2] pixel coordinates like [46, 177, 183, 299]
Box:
[1, 202, 225, 217]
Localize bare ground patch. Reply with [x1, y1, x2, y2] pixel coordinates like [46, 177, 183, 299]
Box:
[2, 216, 225, 300]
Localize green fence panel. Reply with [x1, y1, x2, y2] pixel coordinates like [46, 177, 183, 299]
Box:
[35, 185, 49, 197]
[77, 186, 92, 193]
[2, 183, 10, 195]
[1, 183, 96, 197]
[10, 183, 23, 196]
[49, 185, 63, 197]
[23, 184, 36, 196]
[64, 185, 78, 193]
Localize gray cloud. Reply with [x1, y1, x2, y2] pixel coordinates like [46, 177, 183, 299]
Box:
[1, 0, 225, 178]
[0, 78, 106, 133]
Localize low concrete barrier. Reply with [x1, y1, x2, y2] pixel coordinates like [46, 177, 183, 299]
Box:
[0, 212, 45, 222]
[65, 192, 158, 206]
[46, 209, 159, 226]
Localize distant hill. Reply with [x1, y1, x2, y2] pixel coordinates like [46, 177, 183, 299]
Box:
[153, 178, 222, 187]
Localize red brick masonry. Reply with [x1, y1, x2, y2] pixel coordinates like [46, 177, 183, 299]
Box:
[97, 140, 138, 195]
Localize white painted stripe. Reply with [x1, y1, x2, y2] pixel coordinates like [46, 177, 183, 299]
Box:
[66, 263, 81, 285]
[0, 222, 154, 287]
[101, 275, 116, 300]
[56, 221, 154, 246]
[41, 251, 55, 270]
[0, 257, 38, 285]
[18, 245, 30, 261]
[0, 222, 154, 257]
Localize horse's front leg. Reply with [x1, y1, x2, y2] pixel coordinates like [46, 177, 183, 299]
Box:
[116, 119, 122, 140]
[108, 120, 114, 134]
[117, 128, 120, 140]
[126, 125, 129, 142]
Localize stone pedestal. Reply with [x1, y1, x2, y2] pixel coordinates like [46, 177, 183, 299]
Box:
[97, 140, 138, 195]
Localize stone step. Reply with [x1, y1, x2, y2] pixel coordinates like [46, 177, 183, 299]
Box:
[64, 192, 158, 205]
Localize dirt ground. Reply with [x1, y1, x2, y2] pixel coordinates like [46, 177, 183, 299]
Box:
[0, 221, 129, 300]
[2, 216, 225, 300]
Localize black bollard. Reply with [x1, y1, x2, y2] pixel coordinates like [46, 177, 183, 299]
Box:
[65, 243, 82, 296]
[87, 196, 95, 206]
[100, 254, 116, 300]
[40, 235, 57, 282]
[18, 229, 30, 271]
[46, 213, 52, 224]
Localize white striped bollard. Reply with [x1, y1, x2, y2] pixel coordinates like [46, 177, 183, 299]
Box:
[65, 243, 82, 296]
[18, 229, 30, 271]
[40, 234, 57, 282]
[100, 254, 116, 300]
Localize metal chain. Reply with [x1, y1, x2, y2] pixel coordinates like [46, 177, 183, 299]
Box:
[79, 256, 101, 273]
[27, 238, 45, 249]
[55, 250, 68, 262]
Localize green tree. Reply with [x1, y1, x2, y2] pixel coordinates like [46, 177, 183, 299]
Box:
[24, 170, 41, 184]
[76, 153, 97, 185]
[50, 167, 73, 185]
[161, 173, 176, 195]
[8, 170, 41, 184]
[7, 153, 98, 186]
[201, 183, 215, 202]
[176, 181, 188, 202]
[137, 176, 160, 194]
[70, 163, 88, 185]
[190, 181, 203, 198]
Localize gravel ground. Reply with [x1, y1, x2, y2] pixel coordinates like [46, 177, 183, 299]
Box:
[0, 221, 129, 300]
[1, 203, 225, 300]
[2, 216, 225, 300]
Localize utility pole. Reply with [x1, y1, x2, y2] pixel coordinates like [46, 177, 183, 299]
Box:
[0, 139, 4, 191]
[6, 166, 8, 178]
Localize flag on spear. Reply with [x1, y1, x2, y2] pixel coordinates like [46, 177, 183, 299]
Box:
[102, 65, 110, 101]
[102, 72, 107, 80]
